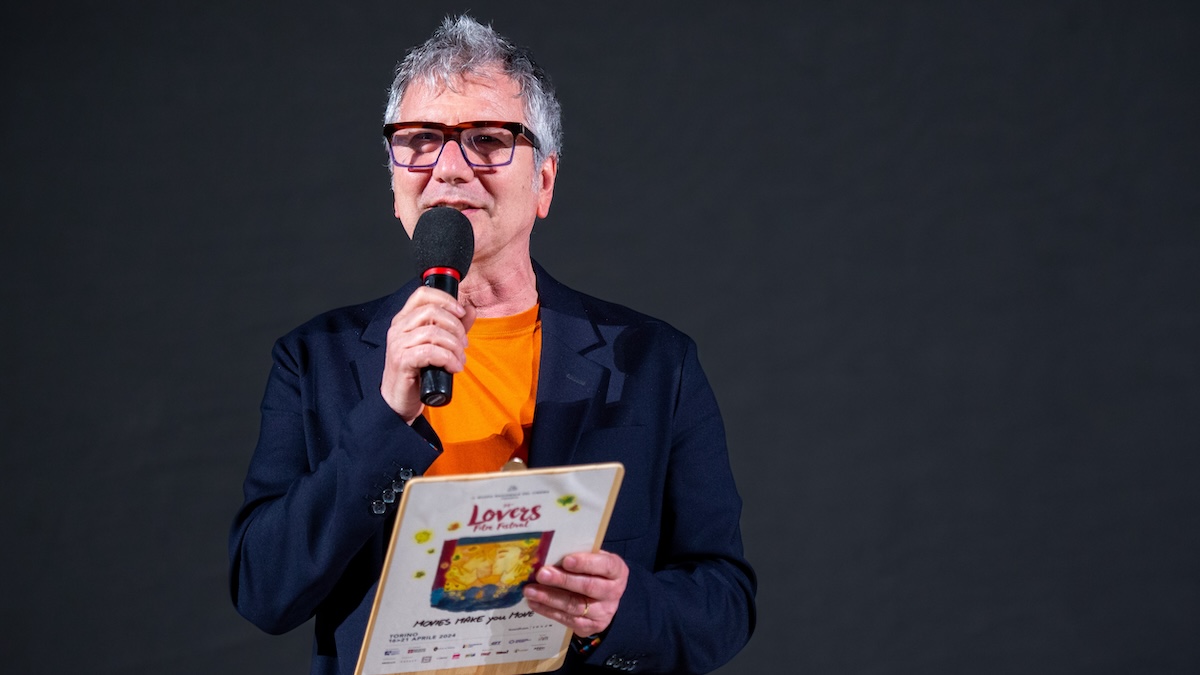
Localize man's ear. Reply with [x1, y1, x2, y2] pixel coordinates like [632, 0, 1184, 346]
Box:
[536, 154, 558, 219]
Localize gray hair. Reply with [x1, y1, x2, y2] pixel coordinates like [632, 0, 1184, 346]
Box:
[383, 15, 562, 168]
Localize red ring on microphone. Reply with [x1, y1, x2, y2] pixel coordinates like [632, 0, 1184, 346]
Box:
[422, 267, 461, 281]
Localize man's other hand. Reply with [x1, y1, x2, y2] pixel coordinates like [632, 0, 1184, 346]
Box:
[523, 550, 628, 636]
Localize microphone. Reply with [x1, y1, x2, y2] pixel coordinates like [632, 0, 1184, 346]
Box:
[412, 206, 474, 407]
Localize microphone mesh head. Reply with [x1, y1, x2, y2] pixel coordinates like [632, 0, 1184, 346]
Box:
[412, 207, 475, 278]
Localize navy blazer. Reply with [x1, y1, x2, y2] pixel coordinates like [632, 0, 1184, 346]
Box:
[229, 262, 755, 674]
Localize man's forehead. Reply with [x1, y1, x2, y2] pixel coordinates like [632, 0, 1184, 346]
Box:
[428, 66, 510, 93]
[399, 68, 524, 121]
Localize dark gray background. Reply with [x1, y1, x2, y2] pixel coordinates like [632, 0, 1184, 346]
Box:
[3, 2, 1197, 673]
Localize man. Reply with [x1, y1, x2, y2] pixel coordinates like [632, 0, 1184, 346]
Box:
[229, 15, 755, 674]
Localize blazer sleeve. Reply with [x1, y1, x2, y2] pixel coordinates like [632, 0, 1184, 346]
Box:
[227, 332, 441, 635]
[582, 338, 757, 674]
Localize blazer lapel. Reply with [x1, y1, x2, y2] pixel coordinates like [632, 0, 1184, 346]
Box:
[529, 263, 608, 468]
[352, 279, 419, 402]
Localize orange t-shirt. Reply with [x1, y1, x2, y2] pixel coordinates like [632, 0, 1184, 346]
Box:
[422, 303, 541, 476]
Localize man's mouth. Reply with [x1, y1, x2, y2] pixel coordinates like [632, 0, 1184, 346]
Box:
[428, 201, 480, 213]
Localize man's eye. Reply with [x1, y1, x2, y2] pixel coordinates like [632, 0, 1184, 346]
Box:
[470, 134, 509, 152]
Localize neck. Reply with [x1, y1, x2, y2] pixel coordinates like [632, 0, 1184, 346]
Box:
[459, 256, 538, 318]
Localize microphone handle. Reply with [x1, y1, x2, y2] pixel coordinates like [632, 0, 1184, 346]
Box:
[419, 272, 460, 407]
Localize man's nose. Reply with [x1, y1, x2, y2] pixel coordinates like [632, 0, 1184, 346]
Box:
[432, 140, 474, 182]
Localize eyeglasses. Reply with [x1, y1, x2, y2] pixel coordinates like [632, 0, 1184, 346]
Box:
[382, 121, 541, 169]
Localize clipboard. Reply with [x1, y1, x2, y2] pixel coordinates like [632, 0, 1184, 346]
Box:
[354, 462, 624, 675]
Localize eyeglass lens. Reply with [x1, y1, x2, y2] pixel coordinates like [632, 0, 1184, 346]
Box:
[390, 126, 517, 167]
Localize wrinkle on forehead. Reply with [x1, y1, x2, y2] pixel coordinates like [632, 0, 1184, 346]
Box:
[415, 66, 520, 103]
[399, 70, 525, 125]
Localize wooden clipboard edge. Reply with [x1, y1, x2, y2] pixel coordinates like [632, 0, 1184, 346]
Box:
[354, 476, 417, 675]
[541, 461, 626, 671]
[353, 461, 625, 675]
